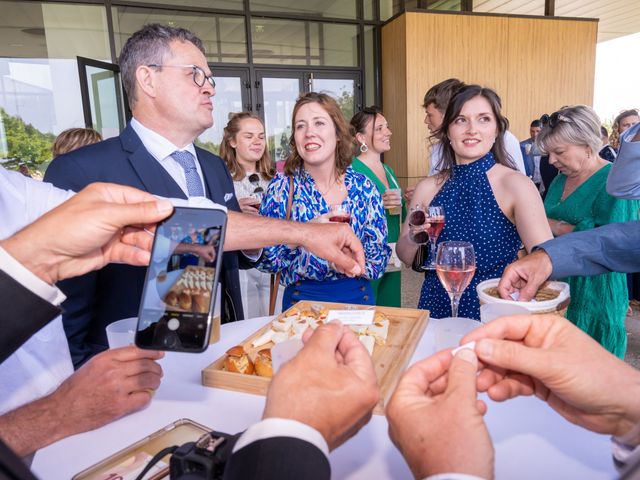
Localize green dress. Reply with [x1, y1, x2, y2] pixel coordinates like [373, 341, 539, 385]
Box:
[352, 157, 404, 307]
[544, 164, 639, 358]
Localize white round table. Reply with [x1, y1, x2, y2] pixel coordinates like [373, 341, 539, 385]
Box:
[32, 316, 617, 479]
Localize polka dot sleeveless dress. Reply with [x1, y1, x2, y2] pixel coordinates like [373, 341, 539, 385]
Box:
[418, 153, 521, 320]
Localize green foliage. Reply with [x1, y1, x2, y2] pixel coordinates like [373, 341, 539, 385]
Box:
[0, 108, 55, 172]
[336, 90, 354, 119]
[194, 137, 220, 155]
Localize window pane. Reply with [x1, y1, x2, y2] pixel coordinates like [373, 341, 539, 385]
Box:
[117, 0, 242, 9]
[380, 0, 400, 21]
[112, 6, 247, 63]
[364, 0, 375, 20]
[252, 19, 357, 67]
[250, 0, 357, 20]
[261, 77, 300, 170]
[312, 78, 356, 119]
[364, 26, 376, 107]
[426, 0, 462, 11]
[0, 1, 110, 173]
[313, 24, 358, 67]
[473, 0, 544, 16]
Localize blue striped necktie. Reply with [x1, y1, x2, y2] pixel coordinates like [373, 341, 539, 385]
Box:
[171, 150, 205, 196]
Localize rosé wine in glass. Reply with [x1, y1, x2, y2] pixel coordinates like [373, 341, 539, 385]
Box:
[424, 206, 445, 270]
[435, 241, 476, 319]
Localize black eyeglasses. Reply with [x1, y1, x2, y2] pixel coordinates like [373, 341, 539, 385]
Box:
[147, 64, 216, 89]
[540, 111, 572, 129]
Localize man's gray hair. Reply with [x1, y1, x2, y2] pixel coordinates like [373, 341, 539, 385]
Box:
[537, 105, 602, 157]
[119, 23, 205, 108]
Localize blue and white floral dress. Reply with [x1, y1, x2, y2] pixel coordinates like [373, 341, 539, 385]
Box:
[258, 166, 390, 309]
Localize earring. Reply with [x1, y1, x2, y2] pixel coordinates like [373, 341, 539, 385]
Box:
[359, 142, 368, 153]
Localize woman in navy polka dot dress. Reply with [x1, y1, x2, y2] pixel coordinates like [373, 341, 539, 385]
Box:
[396, 85, 553, 320]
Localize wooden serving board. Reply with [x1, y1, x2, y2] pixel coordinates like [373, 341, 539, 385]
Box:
[202, 301, 429, 415]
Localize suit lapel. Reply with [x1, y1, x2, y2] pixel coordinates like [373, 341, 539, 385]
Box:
[120, 125, 187, 199]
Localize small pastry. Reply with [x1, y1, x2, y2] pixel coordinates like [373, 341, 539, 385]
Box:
[368, 318, 390, 345]
[284, 307, 300, 320]
[300, 310, 316, 322]
[254, 349, 273, 378]
[179, 292, 192, 310]
[224, 345, 254, 375]
[292, 319, 309, 334]
[165, 291, 178, 307]
[192, 294, 209, 314]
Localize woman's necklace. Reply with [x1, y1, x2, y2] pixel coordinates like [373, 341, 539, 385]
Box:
[316, 176, 345, 196]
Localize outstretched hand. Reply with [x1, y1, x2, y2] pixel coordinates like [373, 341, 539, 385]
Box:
[1, 183, 173, 284]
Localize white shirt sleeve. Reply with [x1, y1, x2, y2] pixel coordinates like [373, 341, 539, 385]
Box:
[503, 131, 526, 175]
[232, 418, 329, 458]
[0, 246, 66, 306]
[424, 474, 487, 480]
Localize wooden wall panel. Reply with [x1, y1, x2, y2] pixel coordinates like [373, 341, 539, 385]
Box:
[504, 17, 597, 140]
[381, 15, 408, 182]
[381, 11, 597, 188]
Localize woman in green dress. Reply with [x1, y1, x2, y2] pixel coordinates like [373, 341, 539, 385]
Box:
[539, 105, 639, 358]
[350, 107, 404, 307]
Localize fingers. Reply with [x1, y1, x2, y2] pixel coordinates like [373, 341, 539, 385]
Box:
[445, 349, 479, 401]
[104, 200, 174, 232]
[461, 314, 537, 345]
[105, 345, 165, 362]
[332, 247, 363, 277]
[474, 338, 547, 385]
[394, 350, 453, 397]
[301, 321, 343, 362]
[336, 328, 377, 384]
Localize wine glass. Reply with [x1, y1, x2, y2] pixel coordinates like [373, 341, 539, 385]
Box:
[424, 205, 445, 270]
[435, 241, 476, 319]
[329, 203, 351, 224]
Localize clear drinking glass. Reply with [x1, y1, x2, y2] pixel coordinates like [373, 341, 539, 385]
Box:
[435, 241, 476, 318]
[424, 205, 445, 270]
[328, 203, 351, 224]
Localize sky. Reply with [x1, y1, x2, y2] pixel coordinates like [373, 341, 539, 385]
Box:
[593, 32, 640, 123]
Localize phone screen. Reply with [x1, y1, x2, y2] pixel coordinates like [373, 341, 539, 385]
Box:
[135, 206, 226, 352]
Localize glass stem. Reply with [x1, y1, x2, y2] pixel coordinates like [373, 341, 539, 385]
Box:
[428, 238, 437, 266]
[449, 293, 461, 318]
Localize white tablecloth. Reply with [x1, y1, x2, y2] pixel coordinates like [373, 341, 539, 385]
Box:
[32, 316, 617, 479]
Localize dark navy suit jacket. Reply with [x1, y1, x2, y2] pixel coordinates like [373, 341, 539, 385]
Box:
[44, 124, 245, 367]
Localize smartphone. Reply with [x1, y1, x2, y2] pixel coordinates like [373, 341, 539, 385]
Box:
[135, 206, 227, 352]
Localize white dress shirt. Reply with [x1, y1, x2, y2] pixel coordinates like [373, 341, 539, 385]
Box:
[130, 118, 206, 197]
[0, 167, 74, 415]
[428, 131, 526, 176]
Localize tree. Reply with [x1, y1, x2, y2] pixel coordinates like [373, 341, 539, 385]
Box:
[0, 108, 55, 172]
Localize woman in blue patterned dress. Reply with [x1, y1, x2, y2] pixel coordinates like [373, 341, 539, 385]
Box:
[396, 85, 552, 320]
[258, 92, 390, 310]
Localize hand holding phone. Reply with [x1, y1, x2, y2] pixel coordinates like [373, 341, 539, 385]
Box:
[135, 206, 227, 352]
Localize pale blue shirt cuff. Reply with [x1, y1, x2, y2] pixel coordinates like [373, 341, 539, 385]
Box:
[0, 246, 66, 306]
[232, 418, 329, 458]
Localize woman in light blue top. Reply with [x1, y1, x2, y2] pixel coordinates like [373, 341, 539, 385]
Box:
[258, 92, 390, 310]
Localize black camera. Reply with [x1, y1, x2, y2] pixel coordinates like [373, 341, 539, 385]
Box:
[135, 431, 234, 480]
[170, 431, 234, 480]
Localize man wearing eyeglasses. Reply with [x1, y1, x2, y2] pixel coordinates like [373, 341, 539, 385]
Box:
[44, 23, 250, 368]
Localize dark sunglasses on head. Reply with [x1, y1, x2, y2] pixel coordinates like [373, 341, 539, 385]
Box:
[540, 111, 572, 129]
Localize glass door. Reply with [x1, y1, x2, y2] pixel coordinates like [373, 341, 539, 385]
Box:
[308, 71, 362, 120]
[77, 57, 125, 139]
[196, 66, 250, 155]
[256, 70, 304, 171]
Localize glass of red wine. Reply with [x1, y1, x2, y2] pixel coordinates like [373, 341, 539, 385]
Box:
[329, 203, 351, 224]
[424, 205, 445, 269]
[435, 241, 476, 319]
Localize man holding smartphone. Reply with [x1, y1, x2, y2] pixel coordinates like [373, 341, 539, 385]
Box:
[45, 24, 253, 367]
